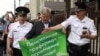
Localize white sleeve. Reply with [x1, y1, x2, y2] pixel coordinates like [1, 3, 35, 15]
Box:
[8, 24, 13, 38]
[61, 16, 72, 28]
[89, 22, 97, 35]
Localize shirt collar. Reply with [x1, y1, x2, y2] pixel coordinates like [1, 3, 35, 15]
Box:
[75, 16, 87, 23]
[42, 19, 51, 24]
[17, 21, 27, 27]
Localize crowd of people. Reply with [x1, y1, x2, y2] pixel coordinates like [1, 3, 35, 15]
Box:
[0, 1, 97, 56]
[0, 11, 15, 56]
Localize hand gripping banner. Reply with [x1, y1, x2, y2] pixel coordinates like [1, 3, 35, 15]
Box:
[19, 29, 67, 56]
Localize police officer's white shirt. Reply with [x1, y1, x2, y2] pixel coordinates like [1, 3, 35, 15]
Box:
[61, 15, 97, 46]
[8, 21, 33, 49]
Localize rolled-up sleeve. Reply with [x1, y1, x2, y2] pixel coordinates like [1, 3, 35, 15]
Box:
[8, 24, 13, 38]
[89, 22, 97, 35]
[61, 16, 72, 29]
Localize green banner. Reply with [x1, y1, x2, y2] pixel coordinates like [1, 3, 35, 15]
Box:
[19, 29, 67, 56]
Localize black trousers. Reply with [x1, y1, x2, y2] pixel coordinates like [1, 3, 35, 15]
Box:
[68, 42, 89, 56]
[0, 32, 3, 56]
[12, 48, 22, 56]
[0, 42, 3, 56]
[3, 34, 7, 54]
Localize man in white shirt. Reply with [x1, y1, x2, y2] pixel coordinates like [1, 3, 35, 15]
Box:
[45, 2, 97, 56]
[7, 6, 33, 56]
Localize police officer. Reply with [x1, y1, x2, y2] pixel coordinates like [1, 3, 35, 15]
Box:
[7, 6, 33, 56]
[44, 2, 97, 56]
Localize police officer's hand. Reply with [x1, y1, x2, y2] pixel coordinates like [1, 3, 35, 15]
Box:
[7, 47, 13, 55]
[80, 33, 89, 39]
[41, 28, 51, 34]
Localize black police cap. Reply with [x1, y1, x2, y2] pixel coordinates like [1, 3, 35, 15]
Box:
[15, 6, 30, 15]
[75, 2, 88, 11]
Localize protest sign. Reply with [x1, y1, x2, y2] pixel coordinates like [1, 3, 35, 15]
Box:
[19, 29, 67, 56]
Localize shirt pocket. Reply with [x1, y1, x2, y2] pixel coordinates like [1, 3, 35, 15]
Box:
[71, 24, 79, 31]
[13, 30, 19, 34]
[13, 30, 20, 39]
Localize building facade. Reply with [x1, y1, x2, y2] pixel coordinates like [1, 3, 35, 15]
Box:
[29, 0, 76, 20]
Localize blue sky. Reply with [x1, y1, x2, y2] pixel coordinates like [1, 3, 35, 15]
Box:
[0, 0, 29, 17]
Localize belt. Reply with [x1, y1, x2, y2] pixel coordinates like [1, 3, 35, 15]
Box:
[68, 41, 89, 47]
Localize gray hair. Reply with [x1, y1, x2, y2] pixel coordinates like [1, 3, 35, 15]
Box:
[40, 7, 51, 15]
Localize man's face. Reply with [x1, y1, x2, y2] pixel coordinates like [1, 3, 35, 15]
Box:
[17, 14, 27, 22]
[4, 14, 9, 20]
[41, 14, 50, 23]
[8, 15, 14, 23]
[76, 10, 86, 17]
